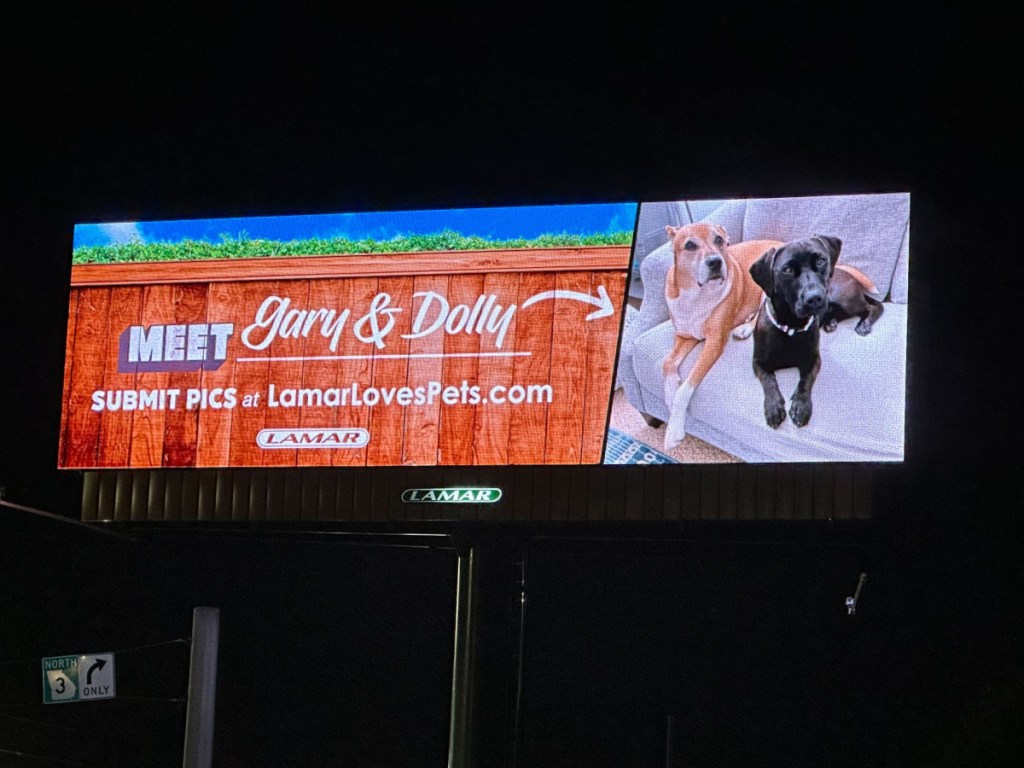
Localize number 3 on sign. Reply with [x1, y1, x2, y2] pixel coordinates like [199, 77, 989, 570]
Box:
[46, 670, 77, 701]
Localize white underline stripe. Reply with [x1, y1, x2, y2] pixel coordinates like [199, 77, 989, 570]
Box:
[236, 351, 532, 362]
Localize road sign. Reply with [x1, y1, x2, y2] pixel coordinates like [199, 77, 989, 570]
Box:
[42, 653, 115, 704]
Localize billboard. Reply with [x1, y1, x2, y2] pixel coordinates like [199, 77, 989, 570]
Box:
[60, 193, 908, 468]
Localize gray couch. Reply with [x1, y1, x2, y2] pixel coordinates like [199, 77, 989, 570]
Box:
[617, 193, 910, 463]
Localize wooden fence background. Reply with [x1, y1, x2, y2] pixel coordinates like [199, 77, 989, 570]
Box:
[61, 247, 628, 469]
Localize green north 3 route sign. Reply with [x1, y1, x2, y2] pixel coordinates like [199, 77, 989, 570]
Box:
[42, 653, 115, 704]
[401, 487, 502, 503]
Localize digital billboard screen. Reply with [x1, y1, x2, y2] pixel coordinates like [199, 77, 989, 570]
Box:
[60, 193, 908, 468]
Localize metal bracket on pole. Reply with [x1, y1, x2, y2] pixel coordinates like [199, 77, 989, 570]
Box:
[846, 573, 867, 616]
[182, 607, 221, 768]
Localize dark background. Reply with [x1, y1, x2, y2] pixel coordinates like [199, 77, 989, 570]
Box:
[2, 4, 1021, 766]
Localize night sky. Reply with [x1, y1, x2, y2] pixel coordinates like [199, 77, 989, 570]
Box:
[2, 5, 1021, 767]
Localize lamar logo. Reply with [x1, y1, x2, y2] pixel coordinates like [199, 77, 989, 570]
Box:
[256, 428, 369, 449]
[401, 488, 503, 503]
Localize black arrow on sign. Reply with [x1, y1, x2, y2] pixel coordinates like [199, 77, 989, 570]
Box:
[86, 658, 107, 685]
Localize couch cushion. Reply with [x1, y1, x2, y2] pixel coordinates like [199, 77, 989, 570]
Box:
[889, 220, 911, 304]
[698, 199, 749, 243]
[736, 193, 910, 301]
[630, 305, 907, 462]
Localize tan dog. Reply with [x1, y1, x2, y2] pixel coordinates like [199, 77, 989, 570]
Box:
[662, 223, 783, 450]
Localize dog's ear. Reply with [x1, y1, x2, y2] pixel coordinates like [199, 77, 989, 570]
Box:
[749, 247, 777, 294]
[665, 225, 680, 241]
[813, 234, 843, 267]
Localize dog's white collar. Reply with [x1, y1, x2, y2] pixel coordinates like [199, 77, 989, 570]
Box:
[762, 298, 815, 336]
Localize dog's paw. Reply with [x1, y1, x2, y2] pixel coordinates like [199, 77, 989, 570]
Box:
[822, 317, 839, 333]
[855, 318, 873, 336]
[764, 394, 787, 429]
[789, 394, 813, 427]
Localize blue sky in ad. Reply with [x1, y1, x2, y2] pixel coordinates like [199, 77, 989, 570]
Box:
[74, 203, 639, 248]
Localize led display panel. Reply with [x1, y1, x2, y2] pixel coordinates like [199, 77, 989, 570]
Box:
[60, 193, 907, 468]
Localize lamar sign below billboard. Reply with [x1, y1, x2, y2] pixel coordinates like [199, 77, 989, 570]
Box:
[60, 194, 909, 468]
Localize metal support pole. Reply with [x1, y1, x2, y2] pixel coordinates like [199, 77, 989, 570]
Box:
[182, 607, 221, 768]
[665, 714, 676, 768]
[447, 548, 476, 768]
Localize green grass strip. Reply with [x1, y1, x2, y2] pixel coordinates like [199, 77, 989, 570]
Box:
[73, 230, 634, 264]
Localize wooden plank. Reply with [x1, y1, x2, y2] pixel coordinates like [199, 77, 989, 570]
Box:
[161, 284, 209, 467]
[62, 288, 111, 468]
[509, 273, 554, 465]
[471, 271, 520, 466]
[97, 287, 143, 468]
[332, 278, 378, 468]
[438, 274, 483, 465]
[365, 276, 414, 466]
[580, 270, 628, 462]
[544, 272, 591, 464]
[128, 285, 175, 468]
[58, 290, 81, 467]
[226, 281, 276, 467]
[294, 279, 346, 468]
[71, 246, 632, 286]
[261, 281, 312, 469]
[195, 282, 245, 466]
[401, 274, 448, 466]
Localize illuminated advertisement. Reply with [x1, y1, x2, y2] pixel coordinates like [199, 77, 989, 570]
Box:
[59, 193, 908, 468]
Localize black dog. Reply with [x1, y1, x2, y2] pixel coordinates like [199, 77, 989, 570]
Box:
[748, 235, 883, 429]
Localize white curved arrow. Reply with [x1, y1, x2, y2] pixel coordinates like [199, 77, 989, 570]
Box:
[520, 285, 614, 321]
